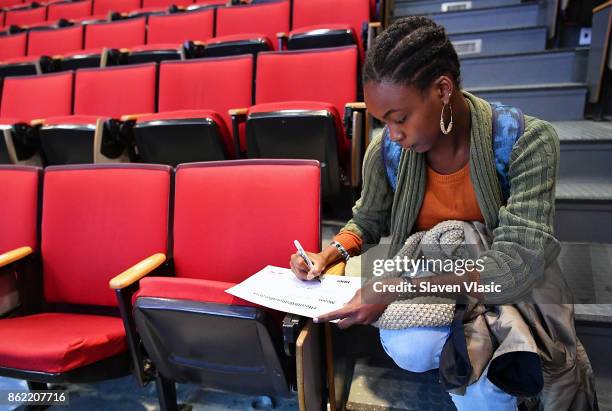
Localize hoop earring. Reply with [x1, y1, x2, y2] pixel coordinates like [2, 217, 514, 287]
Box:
[440, 102, 453, 135]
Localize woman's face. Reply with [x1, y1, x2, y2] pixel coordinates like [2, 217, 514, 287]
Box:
[364, 80, 447, 153]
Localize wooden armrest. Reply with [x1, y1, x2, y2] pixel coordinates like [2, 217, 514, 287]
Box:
[193, 40, 204, 46]
[229, 108, 248, 116]
[276, 32, 288, 39]
[120, 113, 148, 122]
[0, 247, 33, 269]
[368, 22, 382, 28]
[119, 48, 130, 53]
[30, 118, 45, 127]
[594, 1, 611, 13]
[52, 54, 63, 60]
[109, 253, 166, 289]
[323, 260, 346, 276]
[345, 102, 366, 110]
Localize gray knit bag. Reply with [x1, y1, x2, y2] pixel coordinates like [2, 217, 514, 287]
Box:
[373, 220, 475, 329]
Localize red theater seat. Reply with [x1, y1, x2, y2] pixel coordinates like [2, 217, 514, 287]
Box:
[46, 0, 93, 22]
[238, 46, 365, 208]
[290, 0, 371, 57]
[0, 164, 171, 384]
[216, 0, 290, 51]
[129, 55, 253, 165]
[111, 160, 323, 410]
[39, 64, 156, 164]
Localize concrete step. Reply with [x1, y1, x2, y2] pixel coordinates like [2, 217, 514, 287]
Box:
[345, 358, 455, 411]
[449, 26, 547, 56]
[461, 48, 589, 88]
[468, 83, 587, 121]
[553, 120, 612, 180]
[555, 178, 612, 243]
[396, 3, 544, 34]
[394, 0, 520, 16]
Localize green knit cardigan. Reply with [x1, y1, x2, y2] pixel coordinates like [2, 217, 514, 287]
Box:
[342, 91, 562, 303]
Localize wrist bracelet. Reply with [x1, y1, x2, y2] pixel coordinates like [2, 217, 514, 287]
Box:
[331, 241, 350, 262]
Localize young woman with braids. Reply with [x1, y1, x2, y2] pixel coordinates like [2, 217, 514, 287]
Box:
[289, 16, 598, 410]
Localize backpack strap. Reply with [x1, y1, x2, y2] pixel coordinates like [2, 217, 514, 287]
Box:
[490, 102, 524, 203]
[381, 103, 524, 201]
[381, 126, 402, 191]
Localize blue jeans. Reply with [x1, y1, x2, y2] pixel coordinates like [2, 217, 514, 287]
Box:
[379, 326, 518, 411]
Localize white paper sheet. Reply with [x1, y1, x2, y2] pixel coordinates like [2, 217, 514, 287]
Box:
[225, 265, 362, 320]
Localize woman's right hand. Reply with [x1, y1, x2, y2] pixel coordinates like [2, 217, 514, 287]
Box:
[290, 251, 327, 281]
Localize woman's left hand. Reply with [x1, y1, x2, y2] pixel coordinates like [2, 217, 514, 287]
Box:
[314, 288, 388, 329]
[314, 278, 407, 328]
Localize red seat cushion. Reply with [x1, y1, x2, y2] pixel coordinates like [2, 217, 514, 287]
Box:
[136, 276, 256, 307]
[0, 313, 126, 373]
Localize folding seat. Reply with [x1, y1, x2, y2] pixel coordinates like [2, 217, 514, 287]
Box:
[111, 159, 325, 410]
[201, 33, 273, 58]
[4, 5, 47, 27]
[46, 0, 93, 22]
[58, 17, 145, 70]
[287, 0, 376, 59]
[127, 55, 253, 165]
[233, 46, 365, 212]
[0, 71, 73, 164]
[92, 0, 141, 15]
[0, 166, 41, 316]
[215, 0, 290, 53]
[123, 8, 214, 64]
[0, 164, 171, 396]
[38, 63, 156, 165]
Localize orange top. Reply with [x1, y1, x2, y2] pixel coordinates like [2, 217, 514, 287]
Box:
[333, 161, 484, 256]
[415, 162, 484, 231]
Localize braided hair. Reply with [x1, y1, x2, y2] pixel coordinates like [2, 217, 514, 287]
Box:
[364, 16, 462, 91]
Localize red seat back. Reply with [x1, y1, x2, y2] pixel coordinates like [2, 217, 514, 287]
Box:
[74, 63, 156, 117]
[4, 6, 47, 27]
[146, 8, 214, 44]
[292, 0, 370, 51]
[292, 0, 370, 32]
[42, 164, 171, 307]
[0, 32, 27, 60]
[142, 0, 192, 7]
[92, 0, 140, 15]
[0, 71, 73, 121]
[173, 160, 320, 283]
[85, 17, 146, 49]
[27, 25, 84, 57]
[0, 166, 40, 254]
[47, 0, 93, 22]
[216, 1, 290, 50]
[255, 46, 357, 114]
[158, 55, 253, 130]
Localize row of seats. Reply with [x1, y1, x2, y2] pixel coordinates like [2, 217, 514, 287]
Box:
[0, 47, 364, 204]
[0, 0, 374, 65]
[0, 160, 324, 410]
[0, 0, 225, 27]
